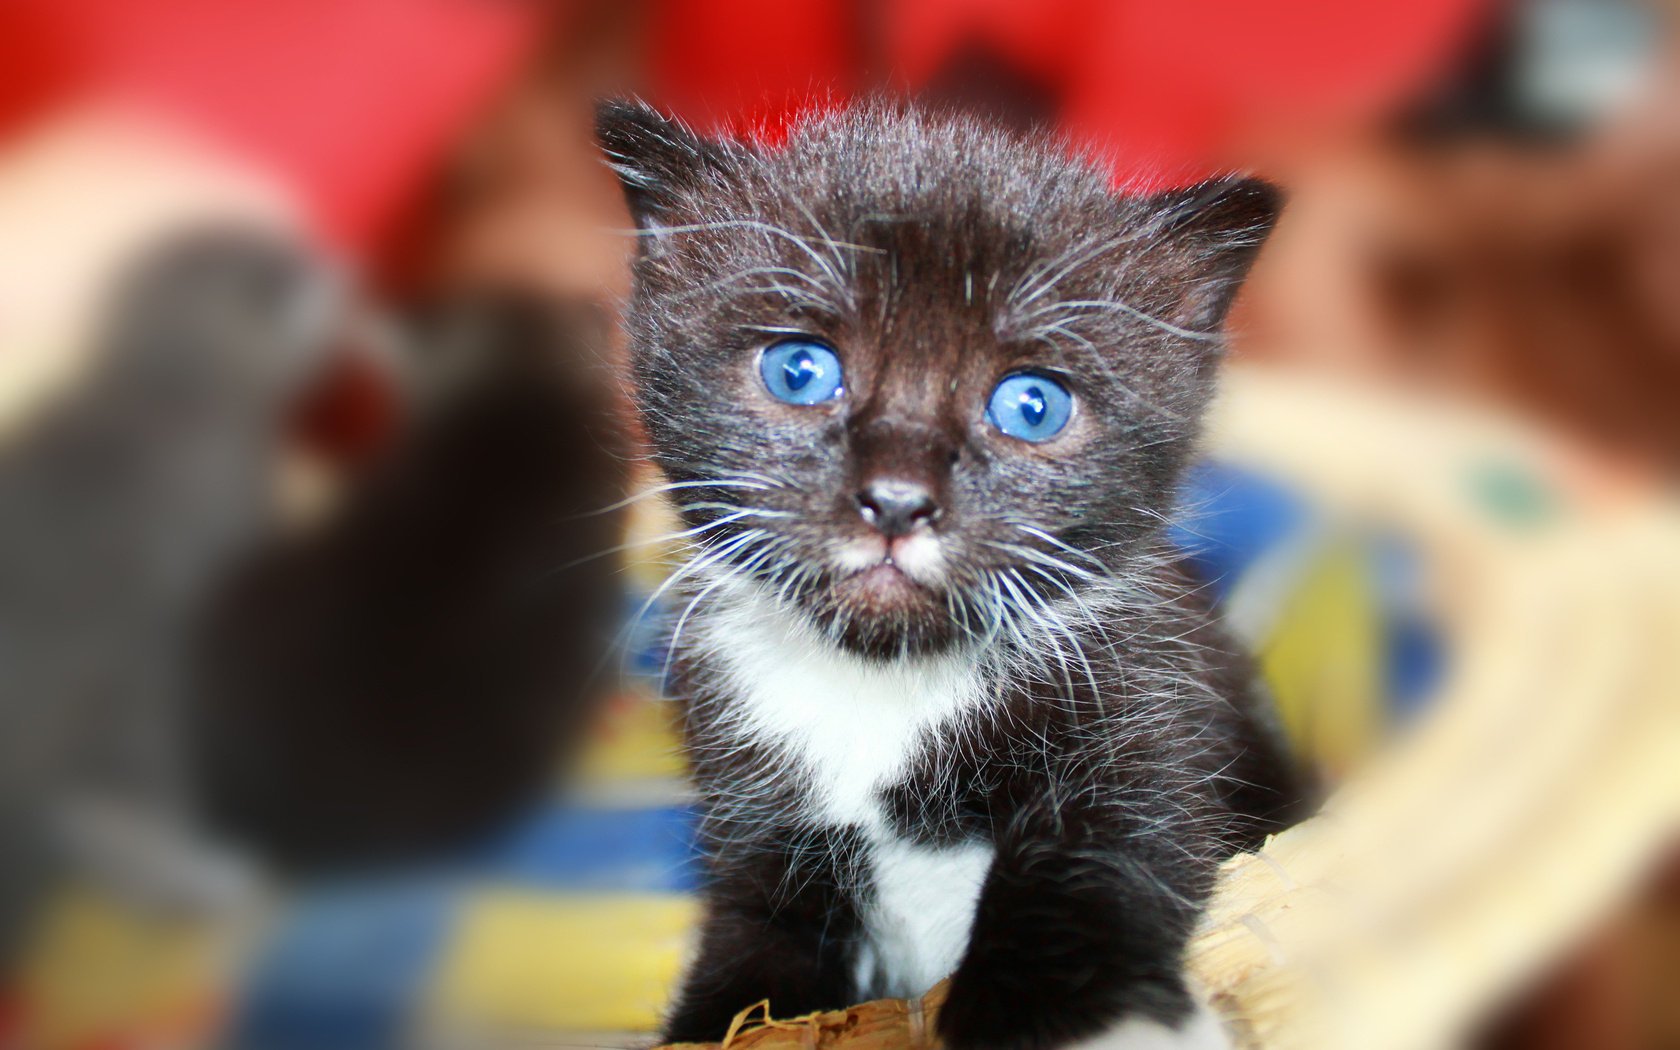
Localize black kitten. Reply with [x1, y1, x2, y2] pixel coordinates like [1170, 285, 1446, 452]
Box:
[600, 100, 1311, 1050]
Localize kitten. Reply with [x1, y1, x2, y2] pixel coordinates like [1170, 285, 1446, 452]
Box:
[599, 100, 1311, 1050]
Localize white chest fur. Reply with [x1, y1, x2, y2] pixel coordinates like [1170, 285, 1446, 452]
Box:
[855, 835, 993, 998]
[696, 582, 997, 996]
[697, 581, 987, 829]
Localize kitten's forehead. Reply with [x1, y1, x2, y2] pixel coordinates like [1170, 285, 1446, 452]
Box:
[680, 111, 1170, 385]
[760, 111, 1115, 281]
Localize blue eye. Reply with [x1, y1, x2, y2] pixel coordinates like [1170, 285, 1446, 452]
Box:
[760, 339, 845, 405]
[986, 373, 1074, 442]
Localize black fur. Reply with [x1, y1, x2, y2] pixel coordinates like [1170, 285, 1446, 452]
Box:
[600, 99, 1312, 1048]
[668, 816, 868, 1040]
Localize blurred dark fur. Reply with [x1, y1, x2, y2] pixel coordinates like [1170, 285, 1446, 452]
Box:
[190, 295, 629, 872]
[0, 230, 331, 959]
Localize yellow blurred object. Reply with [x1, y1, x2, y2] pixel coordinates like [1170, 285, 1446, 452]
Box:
[580, 695, 689, 782]
[427, 890, 699, 1036]
[12, 884, 238, 1050]
[1258, 542, 1384, 776]
[623, 466, 691, 593]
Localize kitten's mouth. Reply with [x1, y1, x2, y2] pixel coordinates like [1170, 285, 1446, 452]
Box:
[833, 557, 940, 614]
[849, 559, 921, 595]
[807, 537, 955, 656]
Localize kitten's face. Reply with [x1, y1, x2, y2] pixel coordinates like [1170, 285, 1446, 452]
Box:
[602, 102, 1278, 658]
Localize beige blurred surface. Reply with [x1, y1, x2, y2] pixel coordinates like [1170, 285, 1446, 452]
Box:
[0, 104, 297, 441]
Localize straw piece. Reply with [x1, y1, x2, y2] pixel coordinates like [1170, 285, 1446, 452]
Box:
[663, 984, 949, 1050]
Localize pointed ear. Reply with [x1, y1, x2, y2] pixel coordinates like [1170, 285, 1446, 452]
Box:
[1143, 177, 1283, 332]
[595, 99, 733, 229]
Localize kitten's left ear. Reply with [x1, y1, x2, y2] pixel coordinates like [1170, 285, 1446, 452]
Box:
[1144, 177, 1283, 332]
[595, 99, 734, 229]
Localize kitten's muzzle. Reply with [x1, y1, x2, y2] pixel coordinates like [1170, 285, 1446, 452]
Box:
[855, 478, 940, 538]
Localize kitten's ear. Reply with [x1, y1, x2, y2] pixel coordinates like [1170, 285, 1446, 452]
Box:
[1144, 177, 1283, 332]
[595, 99, 732, 228]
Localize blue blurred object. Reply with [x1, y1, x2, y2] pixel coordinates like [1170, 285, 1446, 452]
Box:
[225, 880, 456, 1050]
[476, 803, 703, 893]
[1370, 533, 1447, 720]
[1169, 460, 1307, 602]
[1386, 613, 1445, 720]
[1172, 459, 1446, 729]
[624, 590, 671, 680]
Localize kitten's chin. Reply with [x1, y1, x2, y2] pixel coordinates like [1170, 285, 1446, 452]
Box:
[809, 563, 961, 659]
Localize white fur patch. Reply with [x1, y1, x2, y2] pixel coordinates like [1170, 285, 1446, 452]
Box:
[698, 579, 997, 998]
[691, 580, 1223, 1038]
[1065, 1002, 1231, 1050]
[833, 537, 888, 572]
[830, 533, 946, 581]
[699, 580, 987, 829]
[888, 532, 945, 580]
[855, 836, 993, 998]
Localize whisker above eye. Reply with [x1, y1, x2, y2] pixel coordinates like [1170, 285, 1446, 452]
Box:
[616, 216, 869, 258]
[1008, 231, 1134, 312]
[743, 323, 819, 337]
[619, 215, 864, 312]
[672, 270, 842, 316]
[1019, 298, 1220, 344]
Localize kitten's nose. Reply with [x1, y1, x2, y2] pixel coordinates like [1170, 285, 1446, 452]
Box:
[856, 479, 940, 537]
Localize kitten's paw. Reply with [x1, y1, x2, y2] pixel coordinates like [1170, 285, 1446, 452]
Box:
[1062, 1002, 1231, 1050]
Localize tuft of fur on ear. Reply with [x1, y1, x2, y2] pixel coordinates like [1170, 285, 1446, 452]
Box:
[595, 99, 733, 229]
[1144, 177, 1283, 333]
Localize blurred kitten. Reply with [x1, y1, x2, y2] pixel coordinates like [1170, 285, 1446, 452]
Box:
[0, 230, 332, 956]
[191, 294, 629, 870]
[0, 227, 631, 968]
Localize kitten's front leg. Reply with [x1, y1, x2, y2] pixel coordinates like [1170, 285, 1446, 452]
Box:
[938, 801, 1226, 1050]
[662, 832, 863, 1044]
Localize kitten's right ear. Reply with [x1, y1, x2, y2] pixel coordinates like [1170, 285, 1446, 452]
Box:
[595, 99, 730, 228]
[1142, 177, 1283, 333]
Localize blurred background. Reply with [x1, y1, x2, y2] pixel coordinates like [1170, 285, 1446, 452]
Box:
[0, 1, 1676, 1048]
